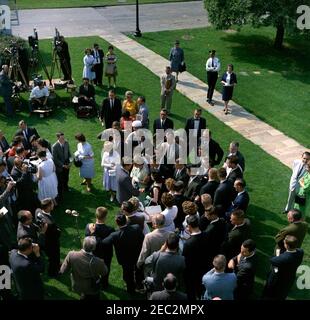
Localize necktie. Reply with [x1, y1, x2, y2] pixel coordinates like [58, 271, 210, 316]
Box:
[211, 58, 214, 68]
[110, 99, 113, 110]
[161, 120, 165, 128]
[23, 130, 28, 141]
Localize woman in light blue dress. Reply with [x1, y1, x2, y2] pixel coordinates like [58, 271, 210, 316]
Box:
[75, 133, 95, 192]
[169, 40, 184, 82]
[82, 48, 96, 84]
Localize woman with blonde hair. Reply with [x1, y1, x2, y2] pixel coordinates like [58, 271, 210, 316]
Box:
[122, 91, 138, 117]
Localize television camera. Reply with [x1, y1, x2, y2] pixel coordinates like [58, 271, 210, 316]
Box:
[28, 28, 39, 51]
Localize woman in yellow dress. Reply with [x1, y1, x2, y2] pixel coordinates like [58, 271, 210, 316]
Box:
[122, 91, 138, 117]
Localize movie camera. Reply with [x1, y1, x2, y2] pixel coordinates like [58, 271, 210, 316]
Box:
[28, 28, 39, 51]
[53, 28, 63, 51]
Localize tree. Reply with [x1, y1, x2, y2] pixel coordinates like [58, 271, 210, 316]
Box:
[204, 0, 308, 49]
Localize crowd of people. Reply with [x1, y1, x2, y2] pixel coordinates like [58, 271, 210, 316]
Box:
[0, 39, 309, 302]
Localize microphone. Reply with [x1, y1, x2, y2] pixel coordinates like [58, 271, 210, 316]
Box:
[65, 209, 79, 217]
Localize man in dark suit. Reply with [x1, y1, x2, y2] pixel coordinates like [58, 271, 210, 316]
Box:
[208, 131, 224, 167]
[222, 210, 251, 260]
[153, 109, 174, 134]
[262, 235, 304, 300]
[9, 238, 45, 300]
[52, 132, 71, 201]
[85, 207, 115, 289]
[173, 160, 189, 185]
[35, 198, 61, 277]
[99, 90, 122, 129]
[102, 214, 144, 293]
[11, 158, 38, 213]
[185, 108, 207, 156]
[171, 181, 188, 229]
[17, 210, 47, 248]
[91, 43, 104, 86]
[0, 130, 10, 154]
[199, 168, 220, 201]
[226, 155, 243, 184]
[204, 206, 227, 260]
[275, 209, 308, 254]
[78, 77, 96, 111]
[228, 239, 257, 300]
[57, 36, 72, 81]
[150, 273, 187, 300]
[116, 157, 140, 204]
[227, 178, 250, 217]
[15, 120, 40, 151]
[213, 167, 234, 215]
[182, 215, 212, 300]
[184, 166, 202, 201]
[226, 141, 245, 172]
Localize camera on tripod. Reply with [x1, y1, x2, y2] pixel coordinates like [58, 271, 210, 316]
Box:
[54, 28, 63, 52]
[4, 40, 18, 58]
[28, 28, 39, 51]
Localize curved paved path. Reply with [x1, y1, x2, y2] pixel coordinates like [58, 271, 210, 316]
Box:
[98, 31, 306, 168]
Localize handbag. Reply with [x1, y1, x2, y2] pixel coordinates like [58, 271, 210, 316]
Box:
[73, 157, 83, 167]
[179, 61, 186, 73]
[295, 194, 306, 206]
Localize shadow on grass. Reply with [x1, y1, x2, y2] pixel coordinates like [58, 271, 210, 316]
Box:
[221, 33, 310, 84]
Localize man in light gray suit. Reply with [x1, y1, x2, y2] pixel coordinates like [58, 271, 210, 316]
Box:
[60, 236, 107, 300]
[283, 151, 310, 213]
[137, 214, 172, 269]
[116, 156, 139, 204]
[52, 132, 71, 201]
[160, 66, 176, 114]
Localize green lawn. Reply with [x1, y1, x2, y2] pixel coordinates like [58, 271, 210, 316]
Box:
[10, 0, 193, 9]
[0, 36, 309, 300]
[132, 26, 310, 149]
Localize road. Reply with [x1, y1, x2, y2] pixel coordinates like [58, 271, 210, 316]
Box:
[12, 1, 209, 39]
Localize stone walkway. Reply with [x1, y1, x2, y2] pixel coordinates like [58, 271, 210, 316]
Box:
[99, 31, 306, 169]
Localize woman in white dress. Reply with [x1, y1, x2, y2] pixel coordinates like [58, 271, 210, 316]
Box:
[83, 48, 96, 84]
[101, 141, 120, 202]
[36, 150, 58, 203]
[37, 138, 53, 160]
[75, 133, 95, 192]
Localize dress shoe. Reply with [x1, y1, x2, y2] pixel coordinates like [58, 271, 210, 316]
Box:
[81, 179, 87, 185]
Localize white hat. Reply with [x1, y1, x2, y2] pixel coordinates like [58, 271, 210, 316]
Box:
[132, 120, 142, 128]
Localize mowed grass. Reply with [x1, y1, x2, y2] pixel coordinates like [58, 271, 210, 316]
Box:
[10, 0, 193, 9]
[132, 26, 310, 148]
[0, 36, 309, 300]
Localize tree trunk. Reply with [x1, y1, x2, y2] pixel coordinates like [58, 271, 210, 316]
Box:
[274, 21, 284, 49]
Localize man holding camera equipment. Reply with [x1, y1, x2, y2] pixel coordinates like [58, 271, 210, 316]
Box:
[0, 65, 14, 116]
[17, 210, 47, 248]
[60, 236, 108, 300]
[11, 157, 39, 214]
[9, 238, 45, 300]
[52, 132, 71, 202]
[55, 33, 72, 82]
[36, 198, 61, 277]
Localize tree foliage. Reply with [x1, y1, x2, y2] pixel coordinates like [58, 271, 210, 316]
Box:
[204, 0, 309, 48]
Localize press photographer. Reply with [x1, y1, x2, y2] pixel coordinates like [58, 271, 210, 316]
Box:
[17, 210, 47, 248]
[0, 65, 14, 116]
[10, 157, 39, 213]
[36, 198, 61, 277]
[54, 29, 72, 81]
